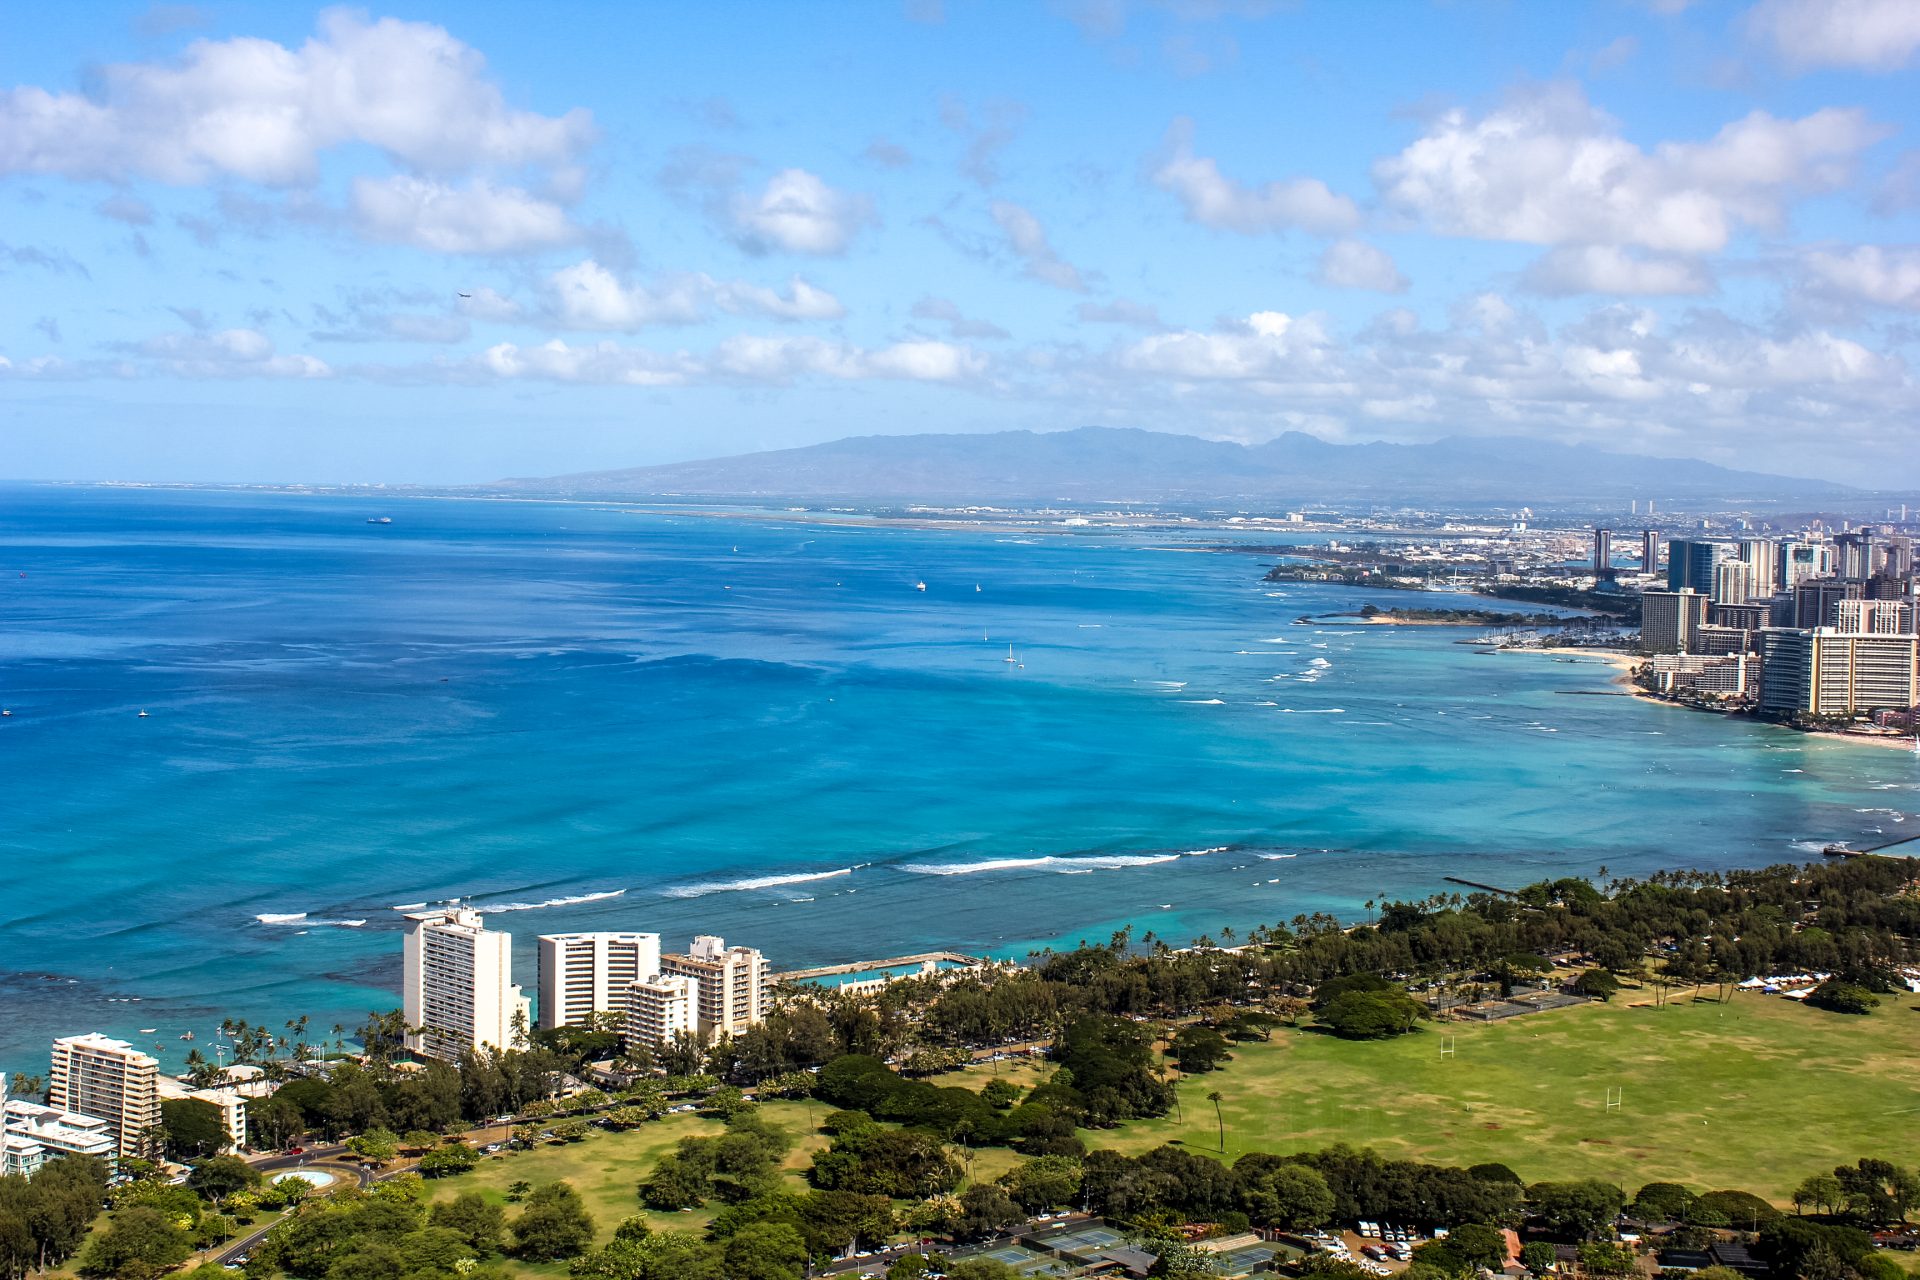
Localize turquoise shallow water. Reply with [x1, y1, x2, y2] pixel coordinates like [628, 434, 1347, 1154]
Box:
[1, 487, 1914, 1076]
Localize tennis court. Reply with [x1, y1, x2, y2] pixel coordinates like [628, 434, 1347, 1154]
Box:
[1043, 1224, 1127, 1255]
[957, 1243, 1070, 1275]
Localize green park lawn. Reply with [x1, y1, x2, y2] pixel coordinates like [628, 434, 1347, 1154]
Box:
[1083, 989, 1920, 1201]
[423, 1099, 831, 1247]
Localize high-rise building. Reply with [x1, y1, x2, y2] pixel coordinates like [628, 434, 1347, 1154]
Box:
[1592, 528, 1614, 580]
[659, 936, 769, 1042]
[1711, 559, 1756, 606]
[1780, 542, 1833, 589]
[1834, 599, 1917, 635]
[403, 907, 530, 1061]
[1666, 539, 1731, 593]
[624, 974, 701, 1052]
[1, 1081, 118, 1178]
[1793, 577, 1863, 629]
[1641, 530, 1659, 575]
[1738, 538, 1779, 593]
[1760, 630, 1920, 716]
[48, 1034, 159, 1160]
[1835, 530, 1877, 580]
[1641, 589, 1709, 654]
[537, 932, 662, 1031]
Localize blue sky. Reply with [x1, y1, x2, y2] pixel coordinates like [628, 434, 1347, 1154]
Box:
[2, 0, 1918, 485]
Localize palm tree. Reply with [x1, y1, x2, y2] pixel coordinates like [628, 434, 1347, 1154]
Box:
[1207, 1090, 1226, 1153]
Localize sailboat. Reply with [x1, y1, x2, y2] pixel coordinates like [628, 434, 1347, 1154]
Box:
[1003, 644, 1017, 664]
[914, 581, 927, 592]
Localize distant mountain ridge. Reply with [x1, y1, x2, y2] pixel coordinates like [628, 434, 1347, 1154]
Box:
[496, 427, 1852, 504]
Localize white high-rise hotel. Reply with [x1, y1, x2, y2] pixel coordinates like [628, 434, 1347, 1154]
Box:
[536, 930, 767, 1052]
[403, 907, 531, 1061]
[537, 932, 661, 1032]
[48, 1033, 160, 1160]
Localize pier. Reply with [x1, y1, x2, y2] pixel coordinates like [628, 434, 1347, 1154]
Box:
[774, 950, 986, 984]
[1443, 876, 1519, 897]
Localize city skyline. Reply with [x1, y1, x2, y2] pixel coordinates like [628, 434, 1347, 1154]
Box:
[3, 1, 1919, 485]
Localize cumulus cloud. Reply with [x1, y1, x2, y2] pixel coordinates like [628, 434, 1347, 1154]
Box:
[990, 200, 1088, 291]
[1801, 246, 1920, 310]
[1153, 119, 1360, 235]
[0, 9, 593, 186]
[547, 259, 846, 329]
[472, 335, 984, 386]
[1062, 302, 1913, 475]
[1316, 239, 1408, 292]
[135, 327, 330, 377]
[1519, 245, 1714, 296]
[731, 168, 874, 255]
[1745, 0, 1920, 72]
[351, 176, 578, 254]
[1374, 84, 1884, 252]
[912, 297, 1010, 339]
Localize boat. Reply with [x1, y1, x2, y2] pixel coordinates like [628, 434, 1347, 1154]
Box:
[975, 584, 981, 592]
[179, 1031, 194, 1041]
[1003, 644, 1017, 664]
[915, 581, 927, 592]
[138, 1028, 156, 1034]
[137, 710, 149, 718]
[366, 516, 392, 525]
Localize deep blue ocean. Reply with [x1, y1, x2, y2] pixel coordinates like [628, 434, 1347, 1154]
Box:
[2, 487, 1913, 1078]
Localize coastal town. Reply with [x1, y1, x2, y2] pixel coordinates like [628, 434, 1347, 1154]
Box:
[1256, 508, 1919, 746]
[6, 857, 1918, 1280]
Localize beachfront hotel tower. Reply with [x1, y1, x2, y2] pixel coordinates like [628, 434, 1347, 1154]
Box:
[624, 973, 701, 1052]
[47, 1033, 159, 1160]
[403, 906, 530, 1061]
[660, 935, 769, 1042]
[536, 931, 662, 1031]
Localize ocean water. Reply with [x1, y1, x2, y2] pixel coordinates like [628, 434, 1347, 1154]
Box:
[1, 487, 1914, 1076]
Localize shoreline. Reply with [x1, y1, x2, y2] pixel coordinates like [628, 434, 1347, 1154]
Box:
[1497, 646, 1920, 752]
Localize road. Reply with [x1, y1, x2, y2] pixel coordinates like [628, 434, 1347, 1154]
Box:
[207, 1148, 371, 1268]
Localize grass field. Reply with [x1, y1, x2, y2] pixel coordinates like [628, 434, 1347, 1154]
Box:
[420, 1097, 832, 1275]
[1081, 990, 1920, 1200]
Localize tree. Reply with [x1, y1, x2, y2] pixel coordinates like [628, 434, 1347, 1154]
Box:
[1573, 969, 1621, 1001]
[997, 1156, 1084, 1212]
[160, 1099, 227, 1160]
[77, 1206, 191, 1278]
[1169, 1028, 1232, 1074]
[419, 1144, 481, 1177]
[957, 1184, 1024, 1239]
[1443, 1223, 1510, 1270]
[1236, 1161, 1335, 1231]
[346, 1127, 400, 1166]
[1628, 1182, 1695, 1223]
[1318, 989, 1423, 1039]
[1807, 980, 1879, 1015]
[1519, 1242, 1557, 1275]
[513, 1181, 596, 1261]
[1576, 1242, 1636, 1275]
[722, 1221, 809, 1280]
[185, 1155, 259, 1206]
[1794, 1173, 1844, 1217]
[1527, 1180, 1625, 1240]
[430, 1191, 505, 1254]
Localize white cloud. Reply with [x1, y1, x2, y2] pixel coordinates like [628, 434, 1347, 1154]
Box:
[1802, 246, 1920, 310]
[1520, 245, 1714, 296]
[351, 176, 578, 255]
[1374, 84, 1884, 252]
[546, 259, 845, 330]
[457, 287, 522, 322]
[731, 169, 873, 255]
[1119, 310, 1339, 380]
[990, 201, 1087, 291]
[1745, 0, 1920, 72]
[1153, 119, 1360, 235]
[1316, 239, 1408, 292]
[473, 335, 984, 386]
[137, 327, 330, 377]
[0, 9, 593, 186]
